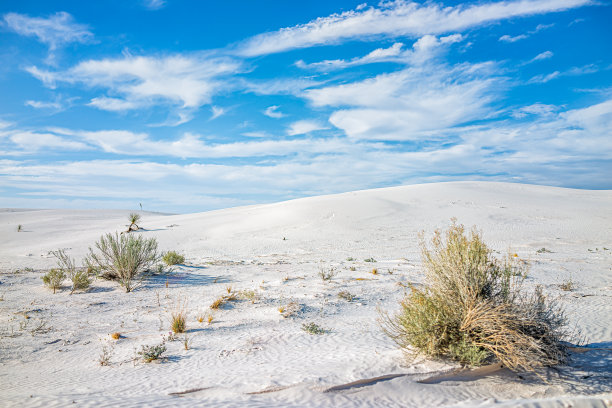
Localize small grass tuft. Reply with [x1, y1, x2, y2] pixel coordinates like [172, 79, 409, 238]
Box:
[318, 266, 337, 282]
[338, 290, 355, 302]
[370, 268, 378, 275]
[170, 298, 187, 333]
[559, 279, 575, 291]
[162, 251, 185, 266]
[302, 322, 327, 335]
[110, 332, 121, 340]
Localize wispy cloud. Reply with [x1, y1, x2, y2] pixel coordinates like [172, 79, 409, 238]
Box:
[286, 120, 329, 136]
[528, 64, 599, 83]
[143, 0, 166, 10]
[26, 54, 242, 124]
[237, 0, 591, 56]
[499, 22, 555, 43]
[263, 105, 285, 118]
[210, 106, 226, 120]
[24, 100, 62, 109]
[2, 12, 93, 64]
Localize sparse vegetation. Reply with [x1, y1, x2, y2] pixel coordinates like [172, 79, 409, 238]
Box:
[318, 266, 337, 281]
[99, 341, 114, 366]
[364, 257, 376, 263]
[162, 251, 185, 266]
[17, 224, 22, 232]
[280, 301, 300, 318]
[370, 268, 378, 275]
[210, 291, 237, 309]
[111, 332, 121, 340]
[53, 249, 92, 294]
[346, 257, 355, 261]
[559, 279, 575, 291]
[536, 248, 552, 254]
[338, 290, 355, 302]
[238, 289, 258, 302]
[302, 322, 326, 335]
[127, 213, 141, 233]
[42, 268, 66, 293]
[382, 221, 569, 374]
[170, 298, 187, 333]
[137, 342, 166, 363]
[86, 233, 159, 293]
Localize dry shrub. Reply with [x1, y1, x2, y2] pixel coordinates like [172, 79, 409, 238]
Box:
[170, 298, 187, 333]
[53, 249, 92, 294]
[382, 221, 569, 373]
[162, 251, 185, 266]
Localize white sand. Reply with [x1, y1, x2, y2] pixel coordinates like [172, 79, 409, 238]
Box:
[0, 181, 610, 407]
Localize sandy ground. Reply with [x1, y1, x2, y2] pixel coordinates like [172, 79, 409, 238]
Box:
[0, 181, 611, 407]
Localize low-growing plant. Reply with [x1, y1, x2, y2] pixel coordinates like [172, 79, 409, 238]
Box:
[346, 257, 355, 261]
[99, 341, 114, 366]
[349, 266, 356, 271]
[382, 221, 570, 374]
[138, 342, 166, 363]
[42, 268, 65, 293]
[370, 268, 378, 275]
[559, 279, 575, 291]
[364, 257, 376, 263]
[302, 322, 326, 335]
[338, 290, 355, 302]
[318, 266, 337, 282]
[53, 249, 92, 294]
[86, 233, 159, 292]
[280, 301, 300, 318]
[170, 298, 187, 333]
[17, 224, 23, 232]
[162, 251, 185, 266]
[238, 289, 258, 302]
[536, 248, 552, 254]
[111, 332, 121, 340]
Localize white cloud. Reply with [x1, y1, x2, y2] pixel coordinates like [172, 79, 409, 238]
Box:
[237, 0, 591, 56]
[304, 62, 501, 140]
[3, 12, 93, 64]
[24, 100, 63, 109]
[143, 0, 166, 10]
[532, 51, 553, 62]
[7, 130, 89, 152]
[286, 120, 329, 136]
[264, 105, 285, 118]
[511, 103, 558, 118]
[210, 106, 226, 120]
[528, 64, 599, 84]
[499, 34, 528, 42]
[27, 54, 242, 123]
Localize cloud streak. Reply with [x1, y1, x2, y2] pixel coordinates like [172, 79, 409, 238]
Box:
[237, 0, 591, 56]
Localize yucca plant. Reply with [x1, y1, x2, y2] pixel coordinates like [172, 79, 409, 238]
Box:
[86, 232, 159, 292]
[127, 213, 141, 232]
[382, 221, 569, 374]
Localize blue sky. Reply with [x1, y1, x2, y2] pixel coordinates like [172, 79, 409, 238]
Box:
[1, 0, 611, 213]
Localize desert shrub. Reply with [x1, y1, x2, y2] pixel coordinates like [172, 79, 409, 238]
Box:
[162, 251, 185, 266]
[138, 342, 166, 363]
[318, 266, 337, 281]
[86, 233, 159, 293]
[53, 249, 92, 294]
[42, 268, 66, 293]
[338, 290, 354, 302]
[302, 322, 326, 335]
[382, 221, 569, 373]
[127, 213, 141, 232]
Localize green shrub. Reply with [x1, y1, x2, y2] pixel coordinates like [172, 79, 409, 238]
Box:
[302, 322, 326, 335]
[42, 268, 66, 293]
[137, 342, 166, 363]
[382, 221, 568, 373]
[162, 251, 185, 266]
[53, 249, 92, 294]
[86, 233, 159, 293]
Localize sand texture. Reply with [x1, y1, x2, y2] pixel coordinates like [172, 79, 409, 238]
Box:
[0, 181, 611, 407]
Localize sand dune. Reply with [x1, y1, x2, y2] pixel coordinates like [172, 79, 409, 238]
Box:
[0, 182, 610, 407]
